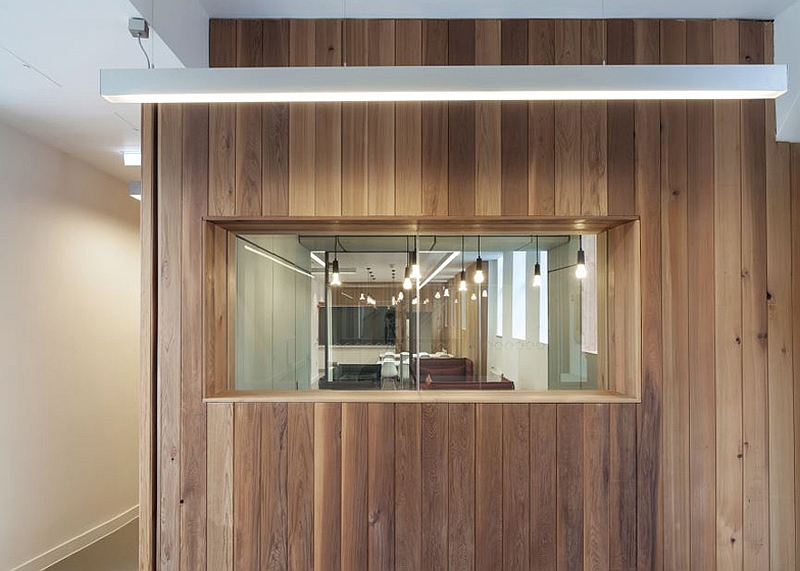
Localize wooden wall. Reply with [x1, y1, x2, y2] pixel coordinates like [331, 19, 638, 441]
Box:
[141, 17, 800, 571]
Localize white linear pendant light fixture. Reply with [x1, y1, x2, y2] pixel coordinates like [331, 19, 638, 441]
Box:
[100, 64, 787, 104]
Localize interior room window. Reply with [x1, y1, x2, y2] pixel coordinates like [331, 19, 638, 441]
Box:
[496, 256, 504, 337]
[227, 232, 608, 393]
[512, 251, 527, 341]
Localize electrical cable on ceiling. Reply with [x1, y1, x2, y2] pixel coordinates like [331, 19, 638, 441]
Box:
[138, 36, 153, 69]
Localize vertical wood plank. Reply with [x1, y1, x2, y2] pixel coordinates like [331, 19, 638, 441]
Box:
[395, 404, 422, 571]
[314, 403, 341, 571]
[713, 19, 744, 571]
[686, 19, 717, 571]
[580, 20, 608, 216]
[205, 224, 229, 396]
[609, 404, 637, 571]
[207, 404, 234, 571]
[158, 103, 183, 571]
[369, 404, 396, 571]
[530, 404, 557, 571]
[584, 405, 610, 571]
[341, 403, 368, 571]
[140, 102, 157, 571]
[262, 19, 290, 216]
[341, 20, 369, 216]
[208, 21, 236, 216]
[234, 404, 262, 571]
[475, 20, 502, 216]
[448, 20, 476, 218]
[739, 21, 770, 571]
[421, 403, 448, 571]
[476, 404, 503, 571]
[659, 20, 690, 571]
[262, 403, 289, 571]
[766, 45, 796, 568]
[606, 20, 635, 216]
[448, 404, 475, 571]
[314, 19, 342, 216]
[556, 405, 584, 571]
[289, 20, 316, 216]
[180, 103, 208, 571]
[501, 20, 529, 215]
[528, 19, 556, 216]
[633, 18, 663, 571]
[368, 20, 396, 215]
[554, 20, 581, 216]
[288, 403, 314, 571]
[235, 20, 263, 216]
[503, 404, 530, 571]
[791, 143, 800, 571]
[422, 20, 449, 216]
[395, 20, 423, 217]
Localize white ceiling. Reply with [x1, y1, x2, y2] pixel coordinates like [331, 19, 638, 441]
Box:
[0, 0, 183, 184]
[199, 0, 795, 20]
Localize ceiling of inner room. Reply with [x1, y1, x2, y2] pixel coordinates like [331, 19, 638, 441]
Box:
[199, 0, 795, 19]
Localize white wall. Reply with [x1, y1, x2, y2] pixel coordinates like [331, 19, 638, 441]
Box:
[0, 121, 140, 571]
[775, 0, 800, 142]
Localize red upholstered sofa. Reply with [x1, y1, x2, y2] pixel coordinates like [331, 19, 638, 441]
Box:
[413, 357, 515, 390]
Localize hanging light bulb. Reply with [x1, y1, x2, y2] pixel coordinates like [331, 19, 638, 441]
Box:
[392, 295, 397, 306]
[434, 291, 441, 300]
[533, 263, 542, 287]
[367, 294, 376, 305]
[403, 265, 413, 290]
[423, 298, 430, 304]
[359, 292, 366, 301]
[576, 238, 587, 279]
[471, 292, 477, 301]
[459, 270, 468, 292]
[330, 237, 342, 286]
[398, 291, 404, 301]
[443, 287, 450, 298]
[473, 236, 485, 284]
[482, 288, 488, 298]
[412, 297, 418, 305]
[410, 246, 421, 280]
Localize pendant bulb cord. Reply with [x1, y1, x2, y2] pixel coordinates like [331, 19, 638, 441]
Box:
[137, 35, 153, 69]
[461, 236, 465, 272]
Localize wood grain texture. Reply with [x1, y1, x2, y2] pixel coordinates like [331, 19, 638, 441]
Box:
[448, 20, 476, 218]
[395, 404, 422, 571]
[395, 21, 423, 217]
[501, 20, 529, 215]
[207, 404, 233, 571]
[262, 20, 289, 216]
[262, 403, 289, 571]
[767, 70, 796, 569]
[341, 20, 369, 216]
[530, 405, 557, 571]
[557, 404, 584, 571]
[528, 20, 555, 216]
[421, 403, 448, 571]
[580, 20, 607, 216]
[475, 20, 502, 216]
[289, 20, 316, 216]
[235, 20, 263, 216]
[609, 404, 637, 571]
[713, 19, 744, 571]
[584, 405, 610, 571]
[234, 404, 262, 571]
[209, 21, 236, 217]
[606, 20, 635, 216]
[157, 104, 183, 571]
[448, 404, 475, 571]
[503, 404, 530, 571]
[791, 142, 800, 571]
[368, 404, 396, 571]
[314, 20, 343, 217]
[288, 403, 314, 571]
[421, 20, 449, 216]
[554, 20, 581, 216]
[368, 20, 396, 216]
[341, 403, 368, 571]
[476, 404, 503, 571]
[659, 20, 690, 571]
[633, 18, 663, 571]
[180, 104, 208, 571]
[139, 102, 157, 571]
[739, 21, 770, 571]
[314, 403, 341, 571]
[686, 19, 717, 571]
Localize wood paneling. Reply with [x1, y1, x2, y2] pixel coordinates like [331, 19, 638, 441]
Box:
[142, 18, 800, 571]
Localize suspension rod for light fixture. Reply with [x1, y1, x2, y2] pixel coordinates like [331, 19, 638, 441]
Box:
[101, 64, 787, 103]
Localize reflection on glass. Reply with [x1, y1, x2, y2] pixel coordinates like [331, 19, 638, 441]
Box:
[233, 233, 605, 392]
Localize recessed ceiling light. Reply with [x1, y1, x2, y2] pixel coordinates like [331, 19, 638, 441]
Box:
[123, 151, 142, 166]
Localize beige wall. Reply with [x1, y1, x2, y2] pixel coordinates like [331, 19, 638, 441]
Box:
[0, 121, 140, 571]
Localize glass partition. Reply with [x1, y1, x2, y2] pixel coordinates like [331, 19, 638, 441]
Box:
[232, 233, 605, 392]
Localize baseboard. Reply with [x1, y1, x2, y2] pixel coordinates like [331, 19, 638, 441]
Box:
[10, 505, 139, 571]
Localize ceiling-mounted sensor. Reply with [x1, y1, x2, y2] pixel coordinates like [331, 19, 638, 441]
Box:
[128, 17, 149, 39]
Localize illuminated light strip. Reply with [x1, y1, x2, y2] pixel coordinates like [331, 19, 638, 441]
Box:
[243, 244, 314, 278]
[420, 251, 460, 289]
[101, 64, 787, 104]
[309, 251, 326, 267]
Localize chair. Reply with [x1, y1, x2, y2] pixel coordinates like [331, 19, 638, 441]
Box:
[380, 358, 399, 390]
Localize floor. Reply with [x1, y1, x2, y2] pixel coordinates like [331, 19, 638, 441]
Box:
[46, 520, 137, 571]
